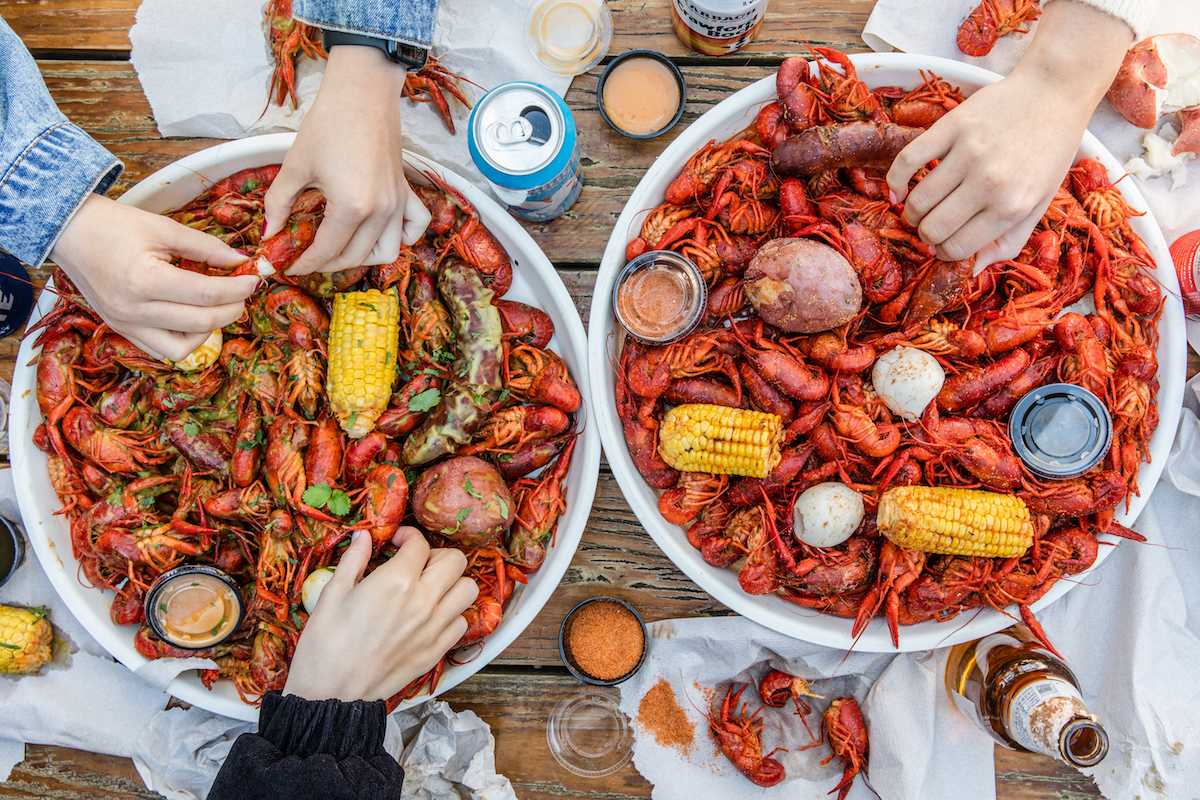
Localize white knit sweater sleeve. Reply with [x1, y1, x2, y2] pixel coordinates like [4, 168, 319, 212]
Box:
[1049, 0, 1149, 39]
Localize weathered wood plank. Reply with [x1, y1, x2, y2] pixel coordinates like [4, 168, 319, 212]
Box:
[2, 687, 1100, 800]
[8, 0, 873, 57]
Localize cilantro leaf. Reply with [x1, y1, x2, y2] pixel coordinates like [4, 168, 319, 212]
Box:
[463, 478, 482, 499]
[182, 421, 200, 437]
[326, 489, 352, 517]
[408, 387, 441, 413]
[496, 495, 509, 520]
[456, 508, 471, 523]
[303, 483, 333, 509]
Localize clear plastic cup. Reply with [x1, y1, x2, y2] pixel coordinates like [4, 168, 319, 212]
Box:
[524, 0, 612, 76]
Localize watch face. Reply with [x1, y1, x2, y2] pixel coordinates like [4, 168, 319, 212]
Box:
[396, 44, 429, 70]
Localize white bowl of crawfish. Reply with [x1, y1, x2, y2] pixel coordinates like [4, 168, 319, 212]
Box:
[11, 133, 601, 720]
[587, 52, 1186, 653]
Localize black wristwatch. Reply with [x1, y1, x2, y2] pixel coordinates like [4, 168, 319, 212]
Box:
[321, 29, 429, 70]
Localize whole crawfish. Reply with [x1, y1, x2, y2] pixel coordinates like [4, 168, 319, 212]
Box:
[707, 684, 786, 787]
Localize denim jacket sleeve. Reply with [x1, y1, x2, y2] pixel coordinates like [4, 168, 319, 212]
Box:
[293, 0, 441, 49]
[0, 15, 122, 267]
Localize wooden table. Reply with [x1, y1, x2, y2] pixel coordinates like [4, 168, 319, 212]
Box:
[2, 1, 1107, 797]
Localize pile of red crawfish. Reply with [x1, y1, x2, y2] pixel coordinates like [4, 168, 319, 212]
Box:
[704, 669, 867, 796]
[33, 163, 581, 708]
[616, 48, 1163, 648]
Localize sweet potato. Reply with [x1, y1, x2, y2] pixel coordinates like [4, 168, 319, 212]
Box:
[743, 238, 862, 333]
[412, 455, 514, 547]
[771, 122, 923, 176]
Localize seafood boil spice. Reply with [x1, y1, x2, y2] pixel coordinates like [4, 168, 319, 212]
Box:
[565, 600, 645, 682]
[616, 46, 1163, 652]
[32, 164, 582, 710]
[638, 679, 695, 752]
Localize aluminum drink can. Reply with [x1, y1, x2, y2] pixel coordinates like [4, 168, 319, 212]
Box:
[1170, 228, 1200, 317]
[468, 82, 582, 223]
[670, 0, 769, 56]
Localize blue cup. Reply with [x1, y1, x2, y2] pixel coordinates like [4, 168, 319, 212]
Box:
[0, 251, 35, 339]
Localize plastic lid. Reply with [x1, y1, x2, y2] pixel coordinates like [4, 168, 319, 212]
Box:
[524, 0, 612, 76]
[1008, 384, 1112, 479]
[546, 688, 635, 777]
[0, 252, 34, 339]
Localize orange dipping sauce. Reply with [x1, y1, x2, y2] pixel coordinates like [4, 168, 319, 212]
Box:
[602, 57, 681, 136]
[614, 252, 705, 342]
[150, 570, 242, 649]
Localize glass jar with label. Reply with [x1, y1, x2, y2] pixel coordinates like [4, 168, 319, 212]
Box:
[945, 624, 1108, 768]
[670, 0, 769, 56]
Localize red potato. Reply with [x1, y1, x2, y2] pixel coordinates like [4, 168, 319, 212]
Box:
[743, 238, 863, 333]
[411, 455, 514, 548]
[1107, 33, 1200, 154]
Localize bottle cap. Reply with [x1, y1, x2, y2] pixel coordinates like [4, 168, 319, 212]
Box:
[0, 517, 25, 589]
[144, 565, 245, 650]
[524, 0, 612, 76]
[613, 251, 707, 344]
[0, 252, 34, 339]
[1008, 384, 1112, 479]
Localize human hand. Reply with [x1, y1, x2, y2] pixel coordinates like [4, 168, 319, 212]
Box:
[885, 0, 1132, 271]
[284, 527, 477, 702]
[264, 45, 432, 276]
[49, 194, 259, 362]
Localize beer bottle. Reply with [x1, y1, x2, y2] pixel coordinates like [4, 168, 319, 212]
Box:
[945, 624, 1108, 768]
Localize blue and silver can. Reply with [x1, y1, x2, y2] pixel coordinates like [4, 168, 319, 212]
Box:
[0, 251, 34, 339]
[467, 82, 582, 223]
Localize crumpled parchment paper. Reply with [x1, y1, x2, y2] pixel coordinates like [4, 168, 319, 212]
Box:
[129, 0, 575, 197]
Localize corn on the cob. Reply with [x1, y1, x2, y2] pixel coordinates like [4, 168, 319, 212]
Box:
[173, 330, 223, 372]
[0, 605, 52, 674]
[877, 486, 1033, 557]
[327, 288, 401, 438]
[658, 403, 783, 478]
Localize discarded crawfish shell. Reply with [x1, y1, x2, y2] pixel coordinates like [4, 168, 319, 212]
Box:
[1008, 384, 1112, 479]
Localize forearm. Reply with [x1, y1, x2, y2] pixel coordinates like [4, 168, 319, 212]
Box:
[0, 15, 121, 267]
[1046, 0, 1146, 39]
[293, 0, 440, 47]
[208, 692, 404, 800]
[1011, 0, 1134, 125]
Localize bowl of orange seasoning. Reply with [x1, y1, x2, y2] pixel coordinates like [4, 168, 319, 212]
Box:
[598, 50, 687, 139]
[559, 596, 647, 685]
[144, 565, 245, 650]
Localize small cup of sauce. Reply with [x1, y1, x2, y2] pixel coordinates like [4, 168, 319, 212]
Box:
[0, 517, 25, 589]
[598, 50, 687, 139]
[144, 565, 245, 650]
[559, 596, 648, 686]
[613, 250, 707, 344]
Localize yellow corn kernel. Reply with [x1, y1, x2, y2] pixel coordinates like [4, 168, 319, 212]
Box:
[658, 403, 783, 479]
[877, 486, 1033, 558]
[0, 605, 52, 675]
[173, 330, 222, 372]
[327, 288, 401, 438]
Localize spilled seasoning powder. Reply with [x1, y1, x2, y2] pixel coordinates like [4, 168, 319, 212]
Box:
[638, 679, 694, 754]
[566, 600, 644, 681]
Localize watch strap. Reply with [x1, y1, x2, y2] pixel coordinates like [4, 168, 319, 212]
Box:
[320, 29, 429, 70]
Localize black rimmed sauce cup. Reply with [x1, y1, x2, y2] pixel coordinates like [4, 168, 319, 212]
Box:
[559, 596, 648, 686]
[0, 517, 24, 589]
[144, 565, 245, 651]
[597, 50, 687, 139]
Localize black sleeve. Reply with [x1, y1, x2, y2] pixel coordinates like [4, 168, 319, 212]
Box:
[209, 691, 405, 800]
